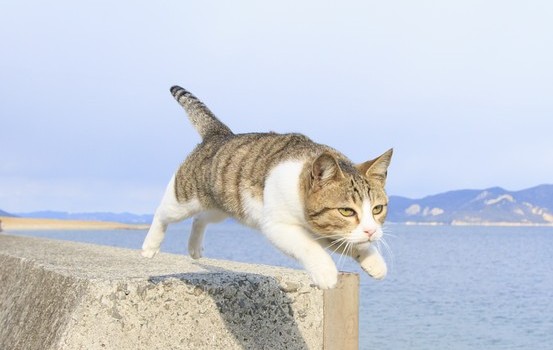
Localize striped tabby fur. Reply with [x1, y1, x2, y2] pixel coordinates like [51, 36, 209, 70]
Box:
[142, 86, 393, 289]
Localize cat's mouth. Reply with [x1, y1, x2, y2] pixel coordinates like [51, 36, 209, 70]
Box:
[347, 236, 373, 245]
[346, 230, 382, 245]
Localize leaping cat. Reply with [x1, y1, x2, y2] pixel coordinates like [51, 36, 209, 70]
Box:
[142, 86, 393, 289]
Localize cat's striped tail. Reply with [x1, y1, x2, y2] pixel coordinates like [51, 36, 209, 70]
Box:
[170, 85, 233, 139]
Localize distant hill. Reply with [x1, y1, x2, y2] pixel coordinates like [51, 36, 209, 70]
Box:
[388, 184, 553, 225]
[0, 209, 16, 217]
[16, 211, 153, 225]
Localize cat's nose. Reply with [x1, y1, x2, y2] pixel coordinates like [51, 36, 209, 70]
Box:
[364, 228, 376, 238]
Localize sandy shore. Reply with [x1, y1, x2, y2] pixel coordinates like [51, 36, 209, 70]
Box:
[0, 216, 149, 231]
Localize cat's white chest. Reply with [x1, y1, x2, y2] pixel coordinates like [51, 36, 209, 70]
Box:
[262, 160, 305, 224]
[239, 160, 305, 229]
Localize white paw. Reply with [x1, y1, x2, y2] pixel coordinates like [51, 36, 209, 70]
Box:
[188, 245, 203, 260]
[360, 254, 387, 280]
[309, 263, 339, 289]
[141, 247, 159, 258]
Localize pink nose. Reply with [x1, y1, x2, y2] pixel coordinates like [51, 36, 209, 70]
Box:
[364, 228, 376, 238]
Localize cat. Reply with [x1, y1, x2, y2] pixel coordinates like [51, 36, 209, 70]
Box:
[141, 85, 393, 289]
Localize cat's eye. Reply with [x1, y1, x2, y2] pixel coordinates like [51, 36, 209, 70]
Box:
[372, 205, 384, 215]
[338, 208, 356, 217]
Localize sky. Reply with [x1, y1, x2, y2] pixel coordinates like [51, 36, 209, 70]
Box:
[1, 1, 552, 214]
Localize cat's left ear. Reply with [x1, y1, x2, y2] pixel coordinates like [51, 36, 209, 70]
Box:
[356, 148, 393, 185]
[311, 153, 344, 188]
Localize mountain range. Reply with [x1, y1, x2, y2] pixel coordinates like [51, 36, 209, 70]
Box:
[1, 185, 552, 226]
[388, 184, 553, 225]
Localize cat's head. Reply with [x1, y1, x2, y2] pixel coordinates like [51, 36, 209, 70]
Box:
[303, 149, 393, 245]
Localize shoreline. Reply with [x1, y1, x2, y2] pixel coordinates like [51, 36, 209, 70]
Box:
[389, 221, 553, 227]
[0, 216, 149, 231]
[1, 216, 551, 232]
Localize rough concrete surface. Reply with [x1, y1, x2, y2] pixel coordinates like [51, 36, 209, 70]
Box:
[0, 234, 325, 350]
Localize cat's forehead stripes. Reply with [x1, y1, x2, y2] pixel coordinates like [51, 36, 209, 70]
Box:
[348, 175, 371, 203]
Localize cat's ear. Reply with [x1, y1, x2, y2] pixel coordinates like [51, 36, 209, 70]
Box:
[311, 153, 344, 187]
[356, 148, 393, 185]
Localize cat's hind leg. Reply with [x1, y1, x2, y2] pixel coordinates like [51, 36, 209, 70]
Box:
[142, 175, 202, 258]
[188, 210, 227, 259]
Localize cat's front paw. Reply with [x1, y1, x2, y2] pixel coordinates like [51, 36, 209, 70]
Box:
[360, 253, 387, 280]
[309, 263, 339, 289]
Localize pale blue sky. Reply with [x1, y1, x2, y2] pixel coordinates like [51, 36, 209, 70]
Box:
[1, 1, 552, 213]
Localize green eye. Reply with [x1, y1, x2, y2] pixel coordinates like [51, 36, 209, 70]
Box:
[338, 208, 356, 217]
[372, 205, 384, 215]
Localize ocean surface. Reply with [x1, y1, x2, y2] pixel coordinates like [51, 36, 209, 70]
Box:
[10, 223, 553, 350]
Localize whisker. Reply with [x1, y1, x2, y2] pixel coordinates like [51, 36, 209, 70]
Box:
[312, 233, 343, 242]
[330, 238, 348, 256]
[324, 238, 348, 257]
[331, 239, 351, 267]
[381, 236, 394, 258]
[346, 241, 355, 269]
[336, 241, 351, 270]
[324, 237, 344, 250]
[336, 241, 347, 267]
[379, 237, 395, 272]
[382, 226, 399, 239]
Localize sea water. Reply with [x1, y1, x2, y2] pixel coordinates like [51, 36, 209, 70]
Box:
[10, 223, 553, 350]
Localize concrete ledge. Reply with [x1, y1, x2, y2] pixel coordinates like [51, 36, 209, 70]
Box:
[0, 234, 357, 349]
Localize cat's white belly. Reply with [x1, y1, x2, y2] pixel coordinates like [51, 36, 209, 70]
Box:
[240, 190, 264, 229]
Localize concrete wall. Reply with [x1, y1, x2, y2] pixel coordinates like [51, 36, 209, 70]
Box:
[0, 234, 358, 350]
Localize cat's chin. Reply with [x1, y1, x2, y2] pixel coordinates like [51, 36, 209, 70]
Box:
[355, 241, 372, 250]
